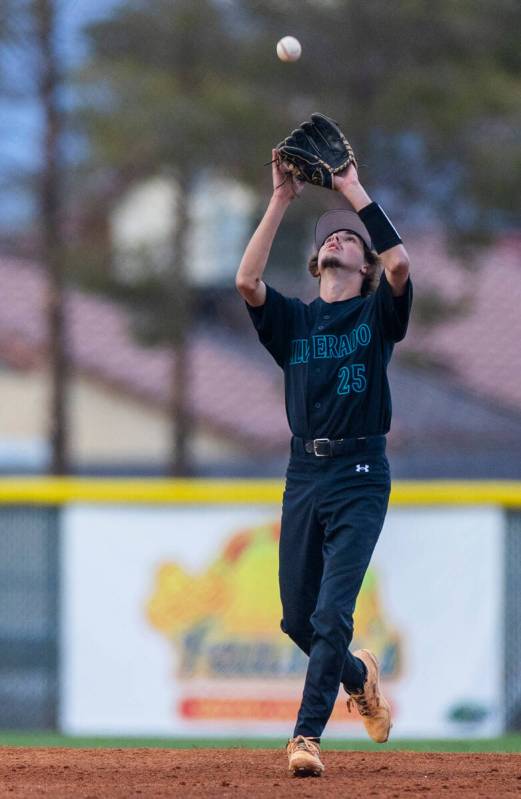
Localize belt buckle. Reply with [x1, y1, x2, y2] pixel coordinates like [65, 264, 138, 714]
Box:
[313, 438, 331, 457]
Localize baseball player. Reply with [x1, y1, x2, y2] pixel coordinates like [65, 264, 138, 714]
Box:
[235, 134, 412, 777]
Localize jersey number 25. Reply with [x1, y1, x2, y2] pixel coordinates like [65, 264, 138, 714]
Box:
[337, 363, 367, 395]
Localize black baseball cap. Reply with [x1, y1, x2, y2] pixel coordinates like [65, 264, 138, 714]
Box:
[315, 209, 372, 251]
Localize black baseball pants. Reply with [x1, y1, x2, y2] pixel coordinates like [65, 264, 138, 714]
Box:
[279, 435, 391, 739]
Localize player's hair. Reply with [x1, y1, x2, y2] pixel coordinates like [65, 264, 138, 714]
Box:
[307, 243, 381, 296]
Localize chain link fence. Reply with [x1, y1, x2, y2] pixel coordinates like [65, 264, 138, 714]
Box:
[0, 507, 59, 728]
[505, 511, 521, 730]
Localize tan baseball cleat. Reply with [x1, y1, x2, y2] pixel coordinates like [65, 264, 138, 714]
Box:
[286, 735, 325, 777]
[346, 649, 392, 743]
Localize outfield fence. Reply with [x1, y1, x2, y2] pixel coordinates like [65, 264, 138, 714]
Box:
[0, 479, 520, 738]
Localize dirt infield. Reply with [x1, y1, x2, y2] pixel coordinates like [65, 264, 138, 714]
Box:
[1, 747, 521, 798]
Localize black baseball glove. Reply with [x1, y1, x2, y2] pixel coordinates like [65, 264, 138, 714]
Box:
[276, 112, 357, 190]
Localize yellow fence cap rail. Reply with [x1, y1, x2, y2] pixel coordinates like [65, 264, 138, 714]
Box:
[0, 478, 520, 506]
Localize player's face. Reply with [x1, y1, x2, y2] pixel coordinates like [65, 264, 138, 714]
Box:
[317, 230, 366, 274]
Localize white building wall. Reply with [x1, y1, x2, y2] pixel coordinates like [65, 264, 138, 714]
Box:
[0, 367, 243, 469]
[110, 172, 256, 287]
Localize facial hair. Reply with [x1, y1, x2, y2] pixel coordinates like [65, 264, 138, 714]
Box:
[321, 254, 343, 270]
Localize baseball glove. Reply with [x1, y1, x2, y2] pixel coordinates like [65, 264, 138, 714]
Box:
[277, 112, 357, 190]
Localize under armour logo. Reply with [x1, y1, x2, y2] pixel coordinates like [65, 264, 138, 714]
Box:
[356, 464, 370, 472]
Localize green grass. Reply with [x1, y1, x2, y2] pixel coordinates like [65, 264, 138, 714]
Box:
[1, 733, 521, 753]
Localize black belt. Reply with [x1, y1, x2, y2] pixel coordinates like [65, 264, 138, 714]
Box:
[292, 435, 385, 457]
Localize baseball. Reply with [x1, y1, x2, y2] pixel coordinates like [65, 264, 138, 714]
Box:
[276, 36, 302, 62]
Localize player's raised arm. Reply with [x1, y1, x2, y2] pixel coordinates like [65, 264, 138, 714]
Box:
[235, 149, 305, 307]
[334, 164, 410, 297]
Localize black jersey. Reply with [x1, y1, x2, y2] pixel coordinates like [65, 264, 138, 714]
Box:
[246, 270, 412, 439]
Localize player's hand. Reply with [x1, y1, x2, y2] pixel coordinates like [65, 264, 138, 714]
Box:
[271, 148, 305, 202]
[332, 161, 360, 193]
[332, 161, 371, 210]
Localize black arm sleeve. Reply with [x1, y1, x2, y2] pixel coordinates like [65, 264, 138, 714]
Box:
[245, 283, 295, 368]
[373, 270, 413, 342]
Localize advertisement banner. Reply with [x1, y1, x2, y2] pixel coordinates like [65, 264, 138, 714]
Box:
[60, 505, 504, 737]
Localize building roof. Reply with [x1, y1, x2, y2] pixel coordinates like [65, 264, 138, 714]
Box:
[1, 235, 521, 473]
[0, 256, 288, 453]
[399, 233, 521, 413]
